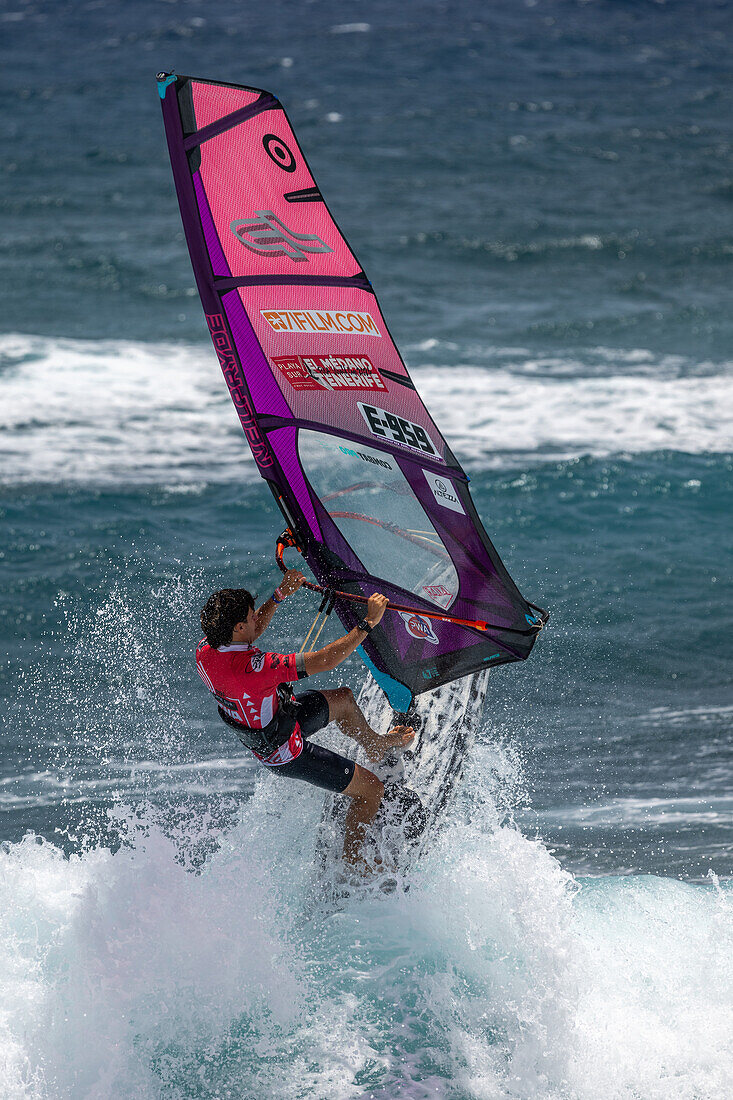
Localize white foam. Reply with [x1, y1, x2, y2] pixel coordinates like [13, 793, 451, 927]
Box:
[0, 333, 730, 486]
[418, 364, 733, 466]
[1, 623, 732, 1100]
[525, 794, 733, 828]
[1, 775, 731, 1099]
[0, 334, 256, 486]
[330, 22, 371, 33]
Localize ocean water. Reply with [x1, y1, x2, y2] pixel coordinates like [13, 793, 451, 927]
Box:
[1, 1, 732, 1097]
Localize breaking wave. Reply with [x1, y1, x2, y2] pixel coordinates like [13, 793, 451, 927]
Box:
[1, 758, 731, 1099]
[0, 334, 730, 485]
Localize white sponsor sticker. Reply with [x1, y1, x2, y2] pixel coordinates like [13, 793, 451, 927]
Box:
[399, 611, 439, 644]
[358, 402, 439, 457]
[250, 653, 265, 672]
[260, 309, 381, 336]
[423, 470, 465, 514]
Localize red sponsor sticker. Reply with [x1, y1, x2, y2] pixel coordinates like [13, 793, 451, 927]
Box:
[271, 354, 387, 392]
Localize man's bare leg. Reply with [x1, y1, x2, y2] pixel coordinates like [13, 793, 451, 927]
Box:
[320, 687, 414, 762]
[341, 763, 385, 869]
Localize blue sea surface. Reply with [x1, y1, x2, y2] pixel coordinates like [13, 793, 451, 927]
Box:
[1, 1, 731, 1097]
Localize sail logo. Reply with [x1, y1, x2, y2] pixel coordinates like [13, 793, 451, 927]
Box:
[336, 444, 393, 470]
[270, 354, 387, 392]
[422, 584, 453, 608]
[423, 470, 465, 514]
[206, 314, 273, 470]
[230, 211, 332, 262]
[261, 309, 381, 336]
[359, 403, 439, 457]
[400, 612, 439, 645]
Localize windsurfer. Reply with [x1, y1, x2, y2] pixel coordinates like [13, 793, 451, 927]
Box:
[196, 569, 415, 870]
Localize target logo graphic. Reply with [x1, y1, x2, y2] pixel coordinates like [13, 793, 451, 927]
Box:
[263, 134, 297, 172]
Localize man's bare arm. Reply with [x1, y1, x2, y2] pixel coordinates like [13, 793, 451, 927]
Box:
[303, 594, 388, 675]
[253, 569, 305, 639]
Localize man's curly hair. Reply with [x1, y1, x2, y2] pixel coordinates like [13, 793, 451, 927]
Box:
[200, 588, 255, 649]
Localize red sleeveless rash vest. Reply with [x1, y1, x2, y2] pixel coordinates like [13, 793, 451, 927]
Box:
[196, 640, 307, 765]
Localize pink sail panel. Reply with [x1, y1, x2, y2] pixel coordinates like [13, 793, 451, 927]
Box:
[190, 80, 261, 130]
[234, 283, 447, 457]
[195, 105, 360, 280]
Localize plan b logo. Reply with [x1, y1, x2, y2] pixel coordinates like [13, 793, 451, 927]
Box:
[230, 211, 332, 262]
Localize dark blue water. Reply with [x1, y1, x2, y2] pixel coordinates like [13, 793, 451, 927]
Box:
[1, 2, 731, 1097]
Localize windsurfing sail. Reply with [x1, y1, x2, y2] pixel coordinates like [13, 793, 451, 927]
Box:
[157, 72, 547, 712]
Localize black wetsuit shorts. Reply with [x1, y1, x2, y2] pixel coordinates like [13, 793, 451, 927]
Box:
[273, 690, 356, 793]
[221, 690, 356, 794]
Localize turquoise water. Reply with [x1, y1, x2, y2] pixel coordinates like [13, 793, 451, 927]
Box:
[1, 1, 732, 1096]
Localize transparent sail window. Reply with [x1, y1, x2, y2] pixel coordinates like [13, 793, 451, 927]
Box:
[298, 429, 458, 609]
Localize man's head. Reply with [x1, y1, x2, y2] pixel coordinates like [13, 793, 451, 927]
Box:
[201, 589, 256, 649]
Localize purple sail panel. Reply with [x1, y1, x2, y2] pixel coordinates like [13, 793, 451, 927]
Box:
[157, 72, 547, 710]
[267, 427, 322, 541]
[221, 290, 292, 419]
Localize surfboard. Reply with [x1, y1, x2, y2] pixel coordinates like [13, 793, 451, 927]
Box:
[306, 669, 490, 907]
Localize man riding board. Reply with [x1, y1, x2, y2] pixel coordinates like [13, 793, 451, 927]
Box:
[196, 568, 415, 869]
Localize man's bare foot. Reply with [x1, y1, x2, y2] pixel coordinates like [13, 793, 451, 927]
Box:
[341, 851, 398, 881]
[363, 724, 414, 763]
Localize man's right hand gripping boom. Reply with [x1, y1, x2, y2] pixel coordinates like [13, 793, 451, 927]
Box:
[302, 592, 388, 676]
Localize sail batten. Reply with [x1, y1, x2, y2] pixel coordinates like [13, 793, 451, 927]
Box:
[182, 92, 279, 149]
[213, 274, 374, 291]
[158, 71, 547, 709]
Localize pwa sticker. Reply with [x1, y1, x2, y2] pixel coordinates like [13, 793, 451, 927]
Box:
[400, 611, 439, 644]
